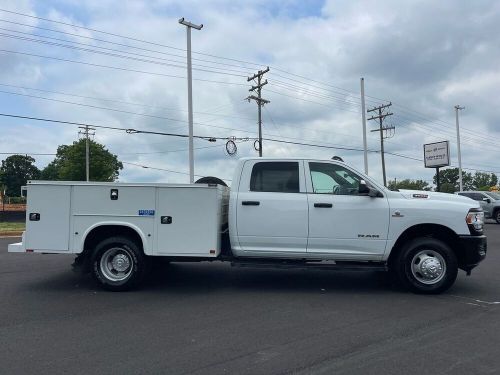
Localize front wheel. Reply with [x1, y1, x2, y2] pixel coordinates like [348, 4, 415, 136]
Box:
[91, 236, 148, 291]
[393, 237, 458, 294]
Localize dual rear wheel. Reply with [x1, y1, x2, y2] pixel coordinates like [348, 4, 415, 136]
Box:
[90, 236, 150, 291]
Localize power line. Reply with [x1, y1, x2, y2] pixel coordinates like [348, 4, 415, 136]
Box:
[266, 89, 360, 114]
[2, 7, 496, 145]
[0, 152, 56, 155]
[394, 114, 500, 149]
[0, 8, 188, 52]
[2, 86, 497, 165]
[0, 112, 220, 140]
[118, 143, 224, 155]
[269, 78, 364, 107]
[0, 88, 257, 134]
[0, 18, 258, 72]
[0, 82, 255, 122]
[121, 161, 232, 181]
[0, 8, 264, 71]
[0, 32, 249, 78]
[0, 29, 253, 75]
[2, 112, 499, 175]
[0, 49, 248, 86]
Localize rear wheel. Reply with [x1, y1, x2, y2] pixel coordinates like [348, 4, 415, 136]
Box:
[494, 209, 500, 224]
[393, 237, 458, 294]
[91, 236, 148, 291]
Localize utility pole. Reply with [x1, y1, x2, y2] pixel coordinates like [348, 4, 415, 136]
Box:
[247, 67, 270, 157]
[360, 78, 368, 174]
[367, 102, 394, 187]
[179, 17, 203, 183]
[78, 125, 95, 181]
[455, 105, 465, 192]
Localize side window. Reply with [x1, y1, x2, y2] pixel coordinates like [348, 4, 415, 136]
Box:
[250, 162, 300, 193]
[471, 193, 484, 201]
[309, 162, 361, 195]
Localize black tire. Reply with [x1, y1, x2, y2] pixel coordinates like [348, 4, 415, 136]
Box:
[494, 209, 500, 224]
[90, 236, 149, 291]
[393, 237, 458, 294]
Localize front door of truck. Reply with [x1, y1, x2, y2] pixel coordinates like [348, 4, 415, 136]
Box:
[235, 161, 308, 254]
[306, 161, 389, 259]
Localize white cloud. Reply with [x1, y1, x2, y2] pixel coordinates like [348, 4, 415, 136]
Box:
[0, 0, 499, 187]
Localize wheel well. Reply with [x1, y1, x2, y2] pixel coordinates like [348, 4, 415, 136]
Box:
[388, 224, 463, 267]
[83, 225, 144, 256]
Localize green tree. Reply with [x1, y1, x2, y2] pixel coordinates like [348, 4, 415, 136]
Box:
[41, 139, 122, 181]
[0, 155, 41, 196]
[472, 172, 498, 190]
[492, 174, 499, 187]
[434, 167, 473, 192]
[388, 179, 431, 191]
[40, 160, 59, 180]
[439, 182, 456, 194]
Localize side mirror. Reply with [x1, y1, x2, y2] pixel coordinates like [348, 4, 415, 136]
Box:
[359, 180, 380, 197]
[483, 197, 491, 204]
[359, 180, 370, 195]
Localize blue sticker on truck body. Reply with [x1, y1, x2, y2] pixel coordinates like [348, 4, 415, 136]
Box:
[138, 210, 155, 216]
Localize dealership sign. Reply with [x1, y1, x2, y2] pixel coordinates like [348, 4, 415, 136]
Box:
[423, 141, 450, 168]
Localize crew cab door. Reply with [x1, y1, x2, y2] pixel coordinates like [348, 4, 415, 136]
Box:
[235, 160, 308, 254]
[305, 161, 389, 259]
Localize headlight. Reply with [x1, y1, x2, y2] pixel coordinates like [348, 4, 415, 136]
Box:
[466, 209, 484, 234]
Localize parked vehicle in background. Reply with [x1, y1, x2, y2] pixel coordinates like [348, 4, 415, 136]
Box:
[455, 191, 500, 223]
[9, 158, 487, 294]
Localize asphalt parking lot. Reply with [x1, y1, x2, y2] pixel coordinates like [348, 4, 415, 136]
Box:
[1, 224, 499, 375]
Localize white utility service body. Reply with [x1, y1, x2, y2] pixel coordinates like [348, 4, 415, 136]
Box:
[10, 182, 228, 257]
[9, 157, 487, 293]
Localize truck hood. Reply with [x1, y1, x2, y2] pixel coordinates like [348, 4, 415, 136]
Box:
[398, 189, 478, 205]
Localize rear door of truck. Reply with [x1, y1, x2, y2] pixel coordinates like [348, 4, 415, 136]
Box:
[235, 160, 308, 254]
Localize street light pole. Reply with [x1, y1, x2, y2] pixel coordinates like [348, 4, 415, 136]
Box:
[179, 17, 203, 183]
[360, 78, 368, 174]
[455, 105, 465, 192]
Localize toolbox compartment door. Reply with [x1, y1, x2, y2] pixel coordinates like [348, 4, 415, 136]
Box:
[25, 185, 71, 251]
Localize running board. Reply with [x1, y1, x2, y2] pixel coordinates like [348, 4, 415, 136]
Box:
[230, 259, 387, 272]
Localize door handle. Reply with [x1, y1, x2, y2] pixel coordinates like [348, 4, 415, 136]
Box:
[314, 203, 333, 208]
[242, 201, 260, 206]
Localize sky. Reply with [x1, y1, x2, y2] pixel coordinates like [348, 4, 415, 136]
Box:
[0, 0, 498, 186]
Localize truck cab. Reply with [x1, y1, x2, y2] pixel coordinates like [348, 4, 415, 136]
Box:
[230, 158, 389, 259]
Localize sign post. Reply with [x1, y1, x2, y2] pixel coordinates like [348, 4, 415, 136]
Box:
[436, 167, 440, 192]
[423, 141, 450, 192]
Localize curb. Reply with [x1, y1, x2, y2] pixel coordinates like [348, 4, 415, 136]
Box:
[0, 231, 23, 237]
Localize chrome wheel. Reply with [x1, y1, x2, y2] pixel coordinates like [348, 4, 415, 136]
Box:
[411, 249, 446, 285]
[99, 247, 133, 282]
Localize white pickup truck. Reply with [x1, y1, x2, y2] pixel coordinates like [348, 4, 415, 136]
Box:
[9, 157, 487, 294]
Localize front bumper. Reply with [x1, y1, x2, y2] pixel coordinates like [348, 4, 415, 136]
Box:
[458, 235, 487, 272]
[8, 242, 25, 252]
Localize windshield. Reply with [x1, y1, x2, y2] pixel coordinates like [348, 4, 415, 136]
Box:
[485, 192, 500, 200]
